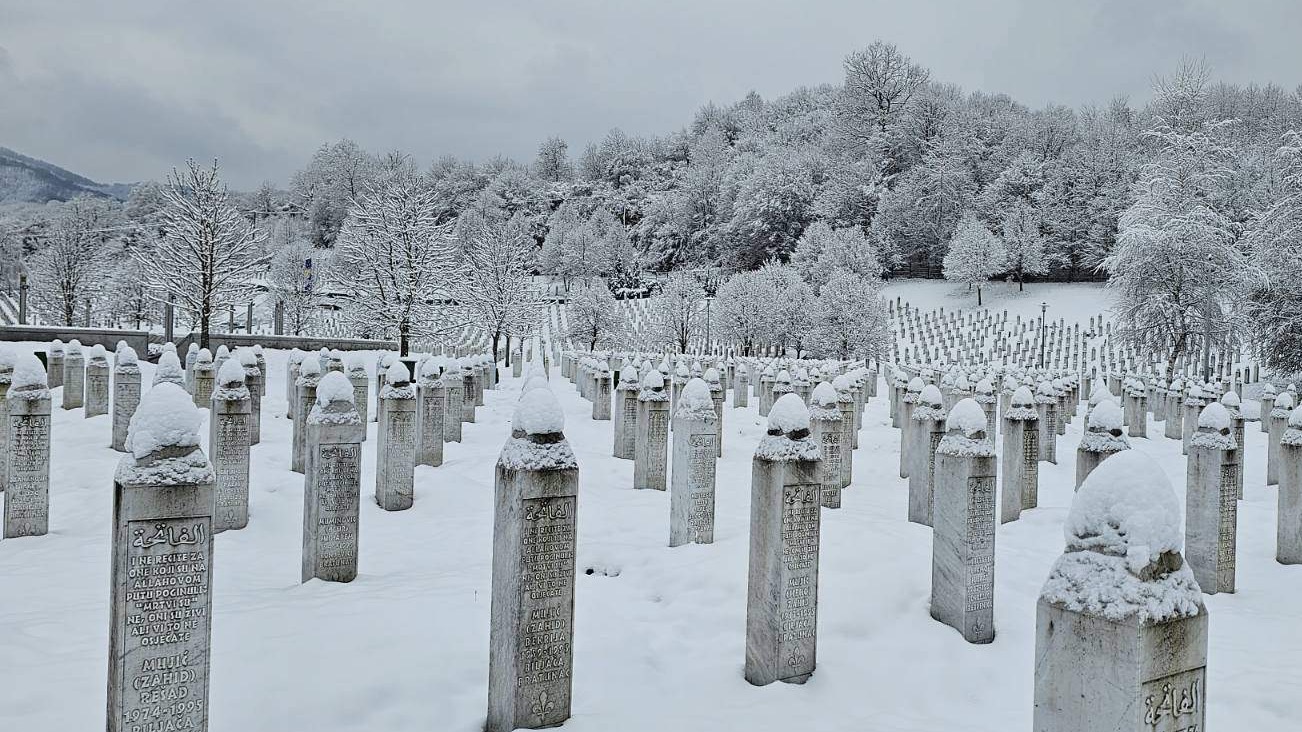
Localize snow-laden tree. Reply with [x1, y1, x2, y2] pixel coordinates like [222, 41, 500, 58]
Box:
[539, 203, 605, 291]
[1103, 62, 1255, 379]
[266, 239, 328, 336]
[29, 195, 119, 326]
[790, 221, 885, 291]
[650, 273, 704, 353]
[334, 177, 460, 355]
[724, 147, 824, 269]
[566, 285, 626, 351]
[714, 270, 770, 356]
[534, 137, 574, 183]
[290, 139, 376, 246]
[134, 161, 262, 348]
[808, 271, 891, 360]
[942, 211, 1006, 306]
[456, 210, 542, 363]
[1000, 201, 1048, 290]
[1245, 130, 1302, 373]
[838, 40, 931, 150]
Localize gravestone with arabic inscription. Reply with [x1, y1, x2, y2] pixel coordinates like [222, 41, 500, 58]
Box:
[302, 372, 365, 583]
[669, 379, 718, 546]
[930, 399, 997, 643]
[486, 388, 578, 732]
[744, 394, 822, 686]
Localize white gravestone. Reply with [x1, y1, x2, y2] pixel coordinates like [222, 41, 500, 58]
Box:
[612, 365, 639, 460]
[47, 340, 65, 389]
[487, 387, 579, 732]
[1185, 403, 1238, 594]
[908, 384, 947, 527]
[108, 383, 215, 732]
[62, 340, 85, 410]
[416, 361, 446, 468]
[808, 382, 844, 509]
[1000, 386, 1039, 523]
[1033, 450, 1207, 732]
[302, 372, 365, 583]
[1277, 405, 1302, 564]
[292, 359, 322, 474]
[633, 370, 670, 491]
[1075, 399, 1129, 490]
[744, 394, 822, 686]
[238, 349, 263, 445]
[112, 347, 142, 452]
[376, 361, 417, 511]
[931, 399, 997, 644]
[669, 378, 718, 546]
[85, 345, 111, 418]
[4, 356, 51, 538]
[209, 360, 252, 532]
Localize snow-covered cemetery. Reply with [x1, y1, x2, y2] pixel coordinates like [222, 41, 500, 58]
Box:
[4, 5, 1302, 730]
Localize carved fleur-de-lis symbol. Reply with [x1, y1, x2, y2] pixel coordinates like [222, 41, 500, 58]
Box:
[531, 690, 556, 722]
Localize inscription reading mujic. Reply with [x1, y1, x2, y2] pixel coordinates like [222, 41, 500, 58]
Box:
[517, 497, 575, 723]
[121, 517, 211, 732]
[965, 476, 996, 612]
[315, 444, 360, 570]
[779, 483, 820, 664]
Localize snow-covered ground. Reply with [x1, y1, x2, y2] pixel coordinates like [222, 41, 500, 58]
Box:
[1, 336, 1298, 731]
[881, 278, 1110, 323]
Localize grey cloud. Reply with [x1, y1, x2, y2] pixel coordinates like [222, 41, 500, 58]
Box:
[2, 0, 1300, 189]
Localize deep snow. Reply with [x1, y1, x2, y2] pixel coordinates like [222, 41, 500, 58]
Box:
[0, 337, 1300, 731]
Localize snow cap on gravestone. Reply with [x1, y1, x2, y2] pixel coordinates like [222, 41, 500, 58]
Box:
[125, 382, 203, 460]
[298, 356, 322, 377]
[1087, 399, 1124, 433]
[677, 378, 715, 420]
[67, 339, 83, 355]
[10, 354, 48, 391]
[315, 371, 355, 407]
[811, 381, 838, 409]
[513, 387, 565, 436]
[767, 393, 811, 436]
[49, 339, 64, 354]
[196, 348, 212, 363]
[1044, 449, 1202, 620]
[157, 351, 185, 380]
[1197, 402, 1232, 433]
[919, 384, 943, 409]
[1275, 391, 1296, 413]
[187, 343, 199, 355]
[237, 348, 258, 368]
[642, 369, 665, 390]
[831, 374, 851, 394]
[704, 367, 720, 384]
[386, 359, 411, 385]
[215, 345, 229, 358]
[217, 357, 247, 388]
[946, 398, 988, 439]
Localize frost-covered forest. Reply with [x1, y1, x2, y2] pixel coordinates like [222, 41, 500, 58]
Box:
[4, 45, 1302, 370]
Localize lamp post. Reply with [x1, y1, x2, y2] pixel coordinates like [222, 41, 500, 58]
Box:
[704, 296, 714, 355]
[1039, 302, 1048, 370]
[17, 272, 28, 325]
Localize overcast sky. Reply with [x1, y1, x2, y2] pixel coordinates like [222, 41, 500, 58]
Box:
[1, 0, 1298, 189]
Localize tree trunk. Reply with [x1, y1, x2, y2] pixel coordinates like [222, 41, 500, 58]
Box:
[977, 285, 983, 307]
[492, 331, 501, 365]
[504, 335, 512, 367]
[1018, 269, 1024, 292]
[399, 318, 410, 357]
[199, 298, 211, 351]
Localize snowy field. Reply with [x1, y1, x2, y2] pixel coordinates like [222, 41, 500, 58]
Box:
[1, 336, 1299, 731]
[880, 278, 1110, 323]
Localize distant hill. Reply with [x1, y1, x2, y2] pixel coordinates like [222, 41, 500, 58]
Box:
[0, 146, 133, 204]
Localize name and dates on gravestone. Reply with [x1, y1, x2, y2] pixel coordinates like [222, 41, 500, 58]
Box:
[515, 496, 576, 725]
[1022, 429, 1039, 508]
[778, 483, 820, 668]
[1218, 463, 1237, 589]
[6, 413, 50, 536]
[117, 518, 211, 732]
[687, 434, 717, 541]
[647, 411, 669, 481]
[212, 414, 249, 529]
[965, 476, 996, 616]
[308, 444, 361, 576]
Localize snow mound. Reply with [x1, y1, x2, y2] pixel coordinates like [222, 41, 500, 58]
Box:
[1087, 399, 1123, 431]
[48, 340, 64, 354]
[703, 367, 720, 384]
[315, 371, 356, 406]
[1220, 390, 1241, 409]
[919, 384, 942, 406]
[154, 352, 185, 386]
[1273, 391, 1296, 415]
[299, 357, 322, 377]
[88, 344, 107, 362]
[1198, 402, 1231, 431]
[514, 387, 565, 435]
[641, 370, 665, 389]
[237, 348, 258, 367]
[10, 354, 48, 391]
[67, 339, 83, 355]
[907, 376, 924, 392]
[186, 343, 199, 355]
[215, 345, 230, 358]
[811, 381, 838, 408]
[946, 398, 987, 436]
[768, 393, 811, 434]
[675, 378, 716, 421]
[386, 360, 411, 384]
[217, 358, 247, 386]
[1040, 450, 1202, 622]
[196, 348, 212, 363]
[126, 383, 203, 460]
[619, 366, 640, 389]
[1291, 405, 1302, 429]
[1011, 385, 1035, 406]
[117, 346, 139, 367]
